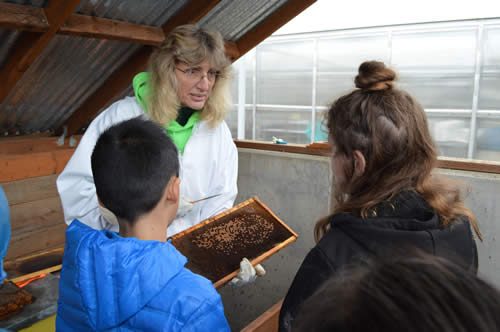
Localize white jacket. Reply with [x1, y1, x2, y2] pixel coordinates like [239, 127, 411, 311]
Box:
[57, 97, 238, 236]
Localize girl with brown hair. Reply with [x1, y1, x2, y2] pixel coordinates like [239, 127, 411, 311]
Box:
[279, 61, 480, 332]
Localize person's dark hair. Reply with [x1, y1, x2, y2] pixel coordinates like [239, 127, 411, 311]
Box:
[294, 255, 500, 332]
[315, 60, 481, 241]
[91, 117, 179, 223]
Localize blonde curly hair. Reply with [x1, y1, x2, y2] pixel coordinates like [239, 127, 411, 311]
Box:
[147, 24, 232, 127]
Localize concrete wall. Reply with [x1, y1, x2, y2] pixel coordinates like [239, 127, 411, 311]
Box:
[438, 169, 500, 283]
[222, 148, 500, 330]
[220, 148, 331, 330]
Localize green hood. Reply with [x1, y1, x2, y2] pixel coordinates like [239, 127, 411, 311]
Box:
[132, 72, 200, 154]
[132, 72, 151, 112]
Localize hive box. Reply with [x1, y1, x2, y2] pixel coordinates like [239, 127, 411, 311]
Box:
[170, 197, 298, 288]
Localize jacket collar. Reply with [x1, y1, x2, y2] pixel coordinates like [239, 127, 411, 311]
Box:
[330, 190, 439, 231]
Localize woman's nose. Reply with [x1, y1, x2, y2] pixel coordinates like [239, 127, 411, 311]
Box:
[196, 75, 210, 90]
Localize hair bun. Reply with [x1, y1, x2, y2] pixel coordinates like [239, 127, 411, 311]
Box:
[354, 61, 396, 91]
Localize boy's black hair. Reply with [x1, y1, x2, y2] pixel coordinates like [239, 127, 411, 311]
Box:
[91, 117, 179, 223]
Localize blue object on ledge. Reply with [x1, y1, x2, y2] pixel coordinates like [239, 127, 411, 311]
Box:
[272, 136, 288, 145]
[0, 185, 11, 284]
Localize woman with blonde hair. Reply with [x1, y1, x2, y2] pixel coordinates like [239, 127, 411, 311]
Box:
[279, 61, 480, 331]
[57, 24, 237, 236]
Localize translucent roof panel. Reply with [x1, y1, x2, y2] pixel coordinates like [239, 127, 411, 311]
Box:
[199, 0, 288, 41]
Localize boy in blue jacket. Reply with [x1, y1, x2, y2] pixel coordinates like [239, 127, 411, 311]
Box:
[56, 118, 230, 331]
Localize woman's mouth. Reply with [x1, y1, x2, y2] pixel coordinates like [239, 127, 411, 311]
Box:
[190, 94, 207, 102]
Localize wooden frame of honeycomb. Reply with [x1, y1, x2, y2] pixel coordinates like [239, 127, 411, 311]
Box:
[170, 196, 298, 288]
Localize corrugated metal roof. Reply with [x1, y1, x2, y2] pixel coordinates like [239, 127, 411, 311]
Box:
[0, 35, 141, 133]
[76, 0, 187, 26]
[199, 0, 287, 41]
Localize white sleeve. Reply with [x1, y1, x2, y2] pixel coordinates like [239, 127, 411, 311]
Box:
[199, 126, 238, 220]
[56, 98, 141, 230]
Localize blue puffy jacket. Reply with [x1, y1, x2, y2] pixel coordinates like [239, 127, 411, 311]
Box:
[56, 220, 230, 331]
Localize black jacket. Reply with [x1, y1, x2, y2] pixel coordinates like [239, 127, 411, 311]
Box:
[279, 191, 478, 332]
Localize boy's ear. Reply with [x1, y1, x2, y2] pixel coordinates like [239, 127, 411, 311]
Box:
[165, 176, 180, 204]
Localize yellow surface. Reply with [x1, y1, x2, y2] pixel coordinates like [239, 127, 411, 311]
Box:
[19, 314, 55, 332]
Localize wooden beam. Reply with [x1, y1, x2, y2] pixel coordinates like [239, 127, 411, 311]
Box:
[224, 41, 240, 61]
[5, 222, 66, 261]
[4, 247, 64, 280]
[0, 2, 48, 32]
[10, 196, 64, 232]
[437, 157, 500, 174]
[0, 135, 79, 155]
[234, 0, 317, 59]
[0, 3, 165, 45]
[2, 174, 58, 206]
[0, 3, 232, 50]
[0, 31, 41, 99]
[63, 0, 223, 135]
[59, 14, 165, 45]
[0, 149, 74, 182]
[0, 0, 81, 103]
[235, 140, 330, 157]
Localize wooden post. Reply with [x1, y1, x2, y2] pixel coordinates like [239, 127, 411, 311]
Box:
[0, 0, 81, 103]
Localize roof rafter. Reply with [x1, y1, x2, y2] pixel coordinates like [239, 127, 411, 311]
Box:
[59, 14, 165, 45]
[0, 3, 242, 52]
[0, 2, 48, 32]
[224, 41, 240, 61]
[63, 0, 223, 135]
[0, 0, 81, 104]
[0, 3, 166, 45]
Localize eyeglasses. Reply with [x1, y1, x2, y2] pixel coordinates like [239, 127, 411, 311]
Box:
[176, 66, 221, 82]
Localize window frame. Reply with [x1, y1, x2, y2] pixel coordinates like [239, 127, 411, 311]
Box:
[234, 140, 500, 174]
